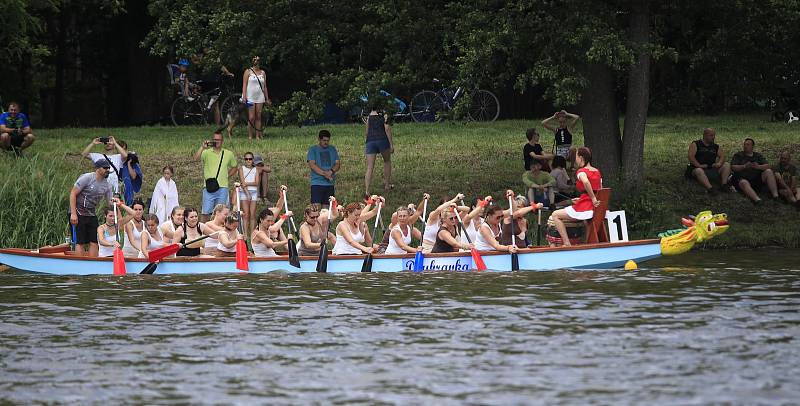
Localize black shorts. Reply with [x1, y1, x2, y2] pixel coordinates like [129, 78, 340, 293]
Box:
[732, 173, 764, 192]
[76, 215, 99, 244]
[310, 185, 335, 205]
[684, 164, 720, 182]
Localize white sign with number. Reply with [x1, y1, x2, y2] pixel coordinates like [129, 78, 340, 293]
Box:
[605, 210, 629, 242]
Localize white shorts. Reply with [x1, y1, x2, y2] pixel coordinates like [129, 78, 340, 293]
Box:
[238, 187, 258, 201]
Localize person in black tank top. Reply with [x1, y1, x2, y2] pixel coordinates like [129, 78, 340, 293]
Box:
[364, 110, 395, 195]
[542, 110, 579, 170]
[431, 211, 472, 253]
[685, 128, 732, 193]
[175, 207, 203, 257]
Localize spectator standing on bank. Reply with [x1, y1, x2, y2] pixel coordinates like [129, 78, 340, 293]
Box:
[81, 136, 128, 194]
[241, 55, 272, 140]
[0, 102, 36, 156]
[364, 109, 394, 195]
[307, 130, 340, 204]
[119, 150, 143, 205]
[193, 131, 237, 222]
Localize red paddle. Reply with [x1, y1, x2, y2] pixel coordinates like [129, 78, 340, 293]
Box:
[112, 199, 126, 276]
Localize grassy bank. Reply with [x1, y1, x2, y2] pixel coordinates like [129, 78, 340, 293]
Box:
[1, 115, 798, 249]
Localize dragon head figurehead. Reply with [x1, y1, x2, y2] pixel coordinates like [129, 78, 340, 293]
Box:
[660, 210, 730, 256]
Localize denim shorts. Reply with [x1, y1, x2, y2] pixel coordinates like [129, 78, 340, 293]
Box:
[202, 187, 229, 214]
[365, 138, 391, 155]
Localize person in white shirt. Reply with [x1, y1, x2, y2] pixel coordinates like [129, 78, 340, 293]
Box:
[81, 136, 128, 193]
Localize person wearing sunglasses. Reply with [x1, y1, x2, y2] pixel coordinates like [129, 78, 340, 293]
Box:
[238, 152, 260, 237]
[298, 203, 337, 256]
[431, 210, 473, 253]
[475, 205, 518, 253]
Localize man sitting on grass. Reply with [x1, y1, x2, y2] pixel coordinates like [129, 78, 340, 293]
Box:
[0, 102, 35, 156]
[773, 151, 800, 208]
[523, 158, 555, 209]
[730, 138, 779, 205]
[685, 128, 731, 194]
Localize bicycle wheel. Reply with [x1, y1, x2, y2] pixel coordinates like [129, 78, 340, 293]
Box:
[410, 90, 444, 122]
[171, 97, 205, 126]
[467, 89, 500, 122]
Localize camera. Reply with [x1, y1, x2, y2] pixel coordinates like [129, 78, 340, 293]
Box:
[99, 137, 110, 143]
[127, 152, 139, 165]
[205, 140, 216, 147]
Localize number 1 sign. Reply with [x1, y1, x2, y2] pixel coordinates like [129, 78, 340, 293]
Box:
[605, 210, 629, 242]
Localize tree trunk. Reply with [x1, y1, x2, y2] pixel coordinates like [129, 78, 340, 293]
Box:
[622, 0, 651, 189]
[53, 7, 68, 126]
[582, 62, 622, 183]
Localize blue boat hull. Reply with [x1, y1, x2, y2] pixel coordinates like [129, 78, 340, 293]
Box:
[0, 240, 662, 276]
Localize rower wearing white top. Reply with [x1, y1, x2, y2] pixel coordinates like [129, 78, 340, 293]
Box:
[421, 193, 466, 253]
[139, 214, 167, 258]
[475, 205, 518, 253]
[215, 215, 244, 257]
[202, 204, 228, 256]
[97, 199, 135, 257]
[332, 201, 375, 255]
[384, 206, 423, 254]
[238, 152, 260, 237]
[122, 200, 146, 257]
[251, 208, 292, 257]
[459, 196, 492, 248]
[159, 206, 183, 243]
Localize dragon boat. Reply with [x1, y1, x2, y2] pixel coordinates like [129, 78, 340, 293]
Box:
[0, 211, 728, 276]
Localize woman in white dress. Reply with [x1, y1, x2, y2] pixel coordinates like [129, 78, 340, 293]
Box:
[241, 55, 272, 140]
[149, 165, 179, 225]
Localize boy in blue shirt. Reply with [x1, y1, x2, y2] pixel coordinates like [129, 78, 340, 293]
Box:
[307, 130, 341, 204]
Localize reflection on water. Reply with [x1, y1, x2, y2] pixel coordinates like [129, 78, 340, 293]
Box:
[1, 249, 799, 404]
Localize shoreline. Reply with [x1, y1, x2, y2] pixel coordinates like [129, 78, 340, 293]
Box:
[1, 115, 798, 250]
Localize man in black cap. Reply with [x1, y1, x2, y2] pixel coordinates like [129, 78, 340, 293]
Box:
[69, 160, 115, 257]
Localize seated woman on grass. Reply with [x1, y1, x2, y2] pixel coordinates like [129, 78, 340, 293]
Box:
[549, 147, 602, 247]
[332, 202, 375, 255]
[251, 208, 292, 257]
[384, 207, 423, 255]
[474, 205, 518, 254]
[431, 209, 473, 253]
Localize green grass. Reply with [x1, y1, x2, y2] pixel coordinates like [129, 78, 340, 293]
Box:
[1, 114, 798, 249]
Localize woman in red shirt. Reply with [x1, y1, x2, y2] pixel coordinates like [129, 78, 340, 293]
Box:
[549, 147, 602, 246]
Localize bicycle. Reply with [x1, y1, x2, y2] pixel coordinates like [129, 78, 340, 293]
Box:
[169, 72, 236, 126]
[356, 90, 411, 124]
[409, 79, 500, 122]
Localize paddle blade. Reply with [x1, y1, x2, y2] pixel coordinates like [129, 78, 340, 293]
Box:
[236, 239, 249, 271]
[361, 253, 373, 273]
[140, 262, 158, 275]
[413, 251, 424, 272]
[113, 248, 127, 276]
[511, 252, 519, 271]
[316, 247, 328, 273]
[288, 239, 300, 268]
[471, 248, 487, 271]
[149, 243, 180, 263]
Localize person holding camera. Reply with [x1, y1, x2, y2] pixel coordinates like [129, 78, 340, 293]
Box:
[0, 102, 36, 156]
[81, 136, 128, 193]
[119, 150, 143, 205]
[193, 131, 237, 223]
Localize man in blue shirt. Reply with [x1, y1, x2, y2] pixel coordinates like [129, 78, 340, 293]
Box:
[307, 130, 341, 204]
[0, 102, 36, 156]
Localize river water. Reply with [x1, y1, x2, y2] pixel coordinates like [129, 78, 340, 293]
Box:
[1, 249, 799, 405]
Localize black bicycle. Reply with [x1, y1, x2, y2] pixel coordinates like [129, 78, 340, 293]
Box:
[409, 79, 500, 122]
[170, 73, 236, 126]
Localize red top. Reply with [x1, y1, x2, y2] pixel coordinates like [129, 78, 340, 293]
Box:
[572, 167, 602, 213]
